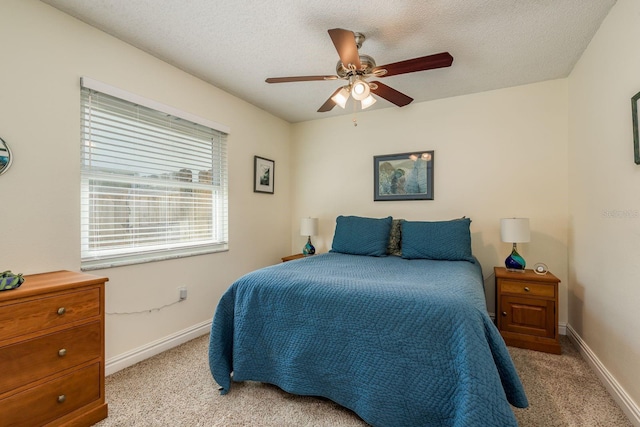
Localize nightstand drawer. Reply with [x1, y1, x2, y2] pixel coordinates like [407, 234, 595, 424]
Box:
[0, 321, 101, 394]
[0, 363, 101, 427]
[499, 280, 555, 298]
[0, 287, 100, 341]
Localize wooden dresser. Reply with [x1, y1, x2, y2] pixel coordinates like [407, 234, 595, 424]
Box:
[494, 266, 561, 354]
[0, 270, 108, 426]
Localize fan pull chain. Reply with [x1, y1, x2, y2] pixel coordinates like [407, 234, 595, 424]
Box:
[352, 98, 358, 127]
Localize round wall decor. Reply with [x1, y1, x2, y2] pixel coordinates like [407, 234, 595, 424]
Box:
[0, 137, 13, 176]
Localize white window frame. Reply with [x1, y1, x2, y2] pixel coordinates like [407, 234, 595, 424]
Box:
[80, 77, 229, 270]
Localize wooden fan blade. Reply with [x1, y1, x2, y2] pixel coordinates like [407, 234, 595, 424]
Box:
[328, 28, 362, 70]
[370, 81, 413, 107]
[317, 87, 344, 112]
[373, 52, 453, 78]
[266, 75, 338, 83]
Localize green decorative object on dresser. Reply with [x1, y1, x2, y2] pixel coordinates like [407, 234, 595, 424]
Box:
[0, 271, 23, 291]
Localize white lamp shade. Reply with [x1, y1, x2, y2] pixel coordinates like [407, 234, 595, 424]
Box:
[331, 87, 349, 109]
[300, 218, 319, 237]
[500, 218, 530, 243]
[351, 80, 370, 101]
[360, 94, 376, 109]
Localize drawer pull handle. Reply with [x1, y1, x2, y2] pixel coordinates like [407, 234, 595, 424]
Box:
[58, 348, 67, 357]
[57, 307, 66, 315]
[57, 394, 66, 403]
[524, 287, 530, 292]
[502, 312, 507, 316]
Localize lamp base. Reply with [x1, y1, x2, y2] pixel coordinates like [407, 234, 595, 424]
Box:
[302, 236, 315, 256]
[505, 245, 526, 272]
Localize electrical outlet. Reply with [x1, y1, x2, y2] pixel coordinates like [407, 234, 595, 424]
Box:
[179, 287, 187, 301]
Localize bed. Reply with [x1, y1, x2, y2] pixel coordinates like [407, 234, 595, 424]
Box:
[208, 216, 528, 427]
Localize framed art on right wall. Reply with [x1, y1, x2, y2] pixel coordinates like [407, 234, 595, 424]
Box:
[632, 90, 640, 164]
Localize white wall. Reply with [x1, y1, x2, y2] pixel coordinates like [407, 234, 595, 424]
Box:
[0, 0, 291, 361]
[291, 79, 569, 317]
[568, 0, 640, 413]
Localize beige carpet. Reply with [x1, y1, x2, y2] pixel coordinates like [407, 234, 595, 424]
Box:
[95, 335, 632, 426]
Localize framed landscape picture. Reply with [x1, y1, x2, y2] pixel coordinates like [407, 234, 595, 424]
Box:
[374, 151, 434, 201]
[254, 156, 274, 194]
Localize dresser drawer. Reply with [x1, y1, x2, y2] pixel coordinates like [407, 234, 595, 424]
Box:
[0, 287, 100, 342]
[499, 279, 555, 298]
[0, 363, 101, 427]
[0, 321, 101, 395]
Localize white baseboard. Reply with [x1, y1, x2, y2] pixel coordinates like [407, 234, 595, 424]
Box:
[105, 320, 211, 376]
[566, 324, 640, 427]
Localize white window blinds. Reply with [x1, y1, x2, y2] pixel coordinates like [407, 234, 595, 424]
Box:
[80, 78, 229, 270]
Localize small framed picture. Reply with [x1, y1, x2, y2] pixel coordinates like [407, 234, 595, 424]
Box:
[374, 151, 434, 201]
[254, 156, 275, 194]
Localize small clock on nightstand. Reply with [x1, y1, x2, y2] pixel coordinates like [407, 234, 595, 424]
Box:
[494, 266, 561, 354]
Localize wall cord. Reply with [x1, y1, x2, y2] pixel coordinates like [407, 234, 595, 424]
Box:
[106, 298, 182, 315]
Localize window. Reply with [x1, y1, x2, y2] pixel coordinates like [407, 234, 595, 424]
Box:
[80, 78, 229, 270]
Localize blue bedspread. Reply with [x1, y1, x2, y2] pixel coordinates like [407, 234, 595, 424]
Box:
[209, 253, 528, 427]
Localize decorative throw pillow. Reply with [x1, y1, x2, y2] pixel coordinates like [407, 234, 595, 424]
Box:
[386, 219, 403, 256]
[330, 215, 393, 257]
[401, 218, 474, 262]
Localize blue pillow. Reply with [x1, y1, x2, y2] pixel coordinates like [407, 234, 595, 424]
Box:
[330, 215, 392, 257]
[401, 218, 474, 262]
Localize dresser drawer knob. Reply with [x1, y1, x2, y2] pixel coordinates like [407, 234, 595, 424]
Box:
[524, 287, 530, 292]
[58, 348, 67, 357]
[57, 307, 66, 315]
[57, 394, 66, 403]
[502, 312, 507, 316]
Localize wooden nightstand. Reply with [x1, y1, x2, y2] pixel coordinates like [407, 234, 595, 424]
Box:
[494, 266, 561, 354]
[281, 253, 305, 262]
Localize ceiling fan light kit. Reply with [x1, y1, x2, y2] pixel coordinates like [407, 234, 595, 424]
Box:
[360, 94, 376, 109]
[351, 79, 370, 101]
[265, 28, 454, 116]
[331, 87, 350, 109]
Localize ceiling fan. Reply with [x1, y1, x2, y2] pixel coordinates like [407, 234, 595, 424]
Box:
[265, 28, 453, 113]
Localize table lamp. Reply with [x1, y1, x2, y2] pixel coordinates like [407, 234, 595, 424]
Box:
[300, 217, 318, 256]
[500, 218, 530, 272]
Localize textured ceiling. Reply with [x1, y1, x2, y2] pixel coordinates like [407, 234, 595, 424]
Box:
[41, 0, 616, 123]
